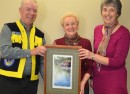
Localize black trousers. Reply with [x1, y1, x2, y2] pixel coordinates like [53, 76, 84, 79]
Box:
[84, 86, 89, 94]
[0, 75, 39, 94]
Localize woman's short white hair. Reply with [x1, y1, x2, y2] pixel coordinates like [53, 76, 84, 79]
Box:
[61, 12, 79, 26]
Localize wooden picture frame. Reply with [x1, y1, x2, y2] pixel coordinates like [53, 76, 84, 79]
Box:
[44, 45, 81, 94]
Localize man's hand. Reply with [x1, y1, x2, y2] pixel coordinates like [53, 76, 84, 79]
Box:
[31, 46, 46, 56]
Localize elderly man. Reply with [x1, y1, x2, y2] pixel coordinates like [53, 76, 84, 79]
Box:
[0, 0, 46, 94]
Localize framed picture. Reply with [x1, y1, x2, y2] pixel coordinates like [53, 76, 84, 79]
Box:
[44, 45, 82, 94]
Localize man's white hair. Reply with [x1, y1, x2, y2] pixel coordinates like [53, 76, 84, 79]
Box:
[20, 0, 37, 7]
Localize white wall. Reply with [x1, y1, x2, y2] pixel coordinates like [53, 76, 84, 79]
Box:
[0, 0, 130, 94]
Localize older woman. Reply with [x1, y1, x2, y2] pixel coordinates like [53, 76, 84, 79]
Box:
[53, 12, 93, 94]
[79, 0, 130, 94]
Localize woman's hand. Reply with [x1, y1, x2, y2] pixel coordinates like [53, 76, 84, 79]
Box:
[78, 48, 93, 60]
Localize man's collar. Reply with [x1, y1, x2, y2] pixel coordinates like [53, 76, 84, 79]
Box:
[19, 19, 33, 29]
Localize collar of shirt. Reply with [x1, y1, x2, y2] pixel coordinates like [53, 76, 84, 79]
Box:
[19, 19, 33, 32]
